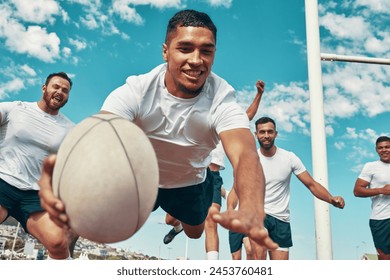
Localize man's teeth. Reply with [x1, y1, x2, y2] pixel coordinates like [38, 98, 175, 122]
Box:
[185, 70, 201, 77]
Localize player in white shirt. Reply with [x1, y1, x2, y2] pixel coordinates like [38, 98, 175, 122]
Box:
[354, 136, 390, 260]
[0, 72, 74, 260]
[38, 10, 277, 251]
[252, 117, 345, 260]
[162, 80, 266, 261]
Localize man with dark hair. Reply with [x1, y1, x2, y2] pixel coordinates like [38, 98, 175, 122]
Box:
[0, 72, 74, 259]
[354, 135, 390, 260]
[39, 10, 277, 251]
[251, 116, 345, 260]
[162, 80, 266, 261]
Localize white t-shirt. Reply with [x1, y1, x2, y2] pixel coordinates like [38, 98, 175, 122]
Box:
[210, 142, 225, 170]
[101, 63, 248, 189]
[258, 147, 306, 222]
[0, 101, 74, 191]
[358, 160, 390, 220]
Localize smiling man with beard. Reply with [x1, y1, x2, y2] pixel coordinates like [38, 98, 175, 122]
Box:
[0, 72, 74, 260]
[249, 116, 345, 260]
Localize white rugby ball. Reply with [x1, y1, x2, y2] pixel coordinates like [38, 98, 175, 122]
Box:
[52, 113, 159, 243]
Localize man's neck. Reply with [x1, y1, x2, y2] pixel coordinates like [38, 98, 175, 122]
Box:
[37, 100, 59, 115]
[260, 145, 277, 157]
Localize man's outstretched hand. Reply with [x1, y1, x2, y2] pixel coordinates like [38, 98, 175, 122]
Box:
[209, 207, 278, 250]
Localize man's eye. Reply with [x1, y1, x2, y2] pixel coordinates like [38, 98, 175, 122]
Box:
[202, 50, 213, 54]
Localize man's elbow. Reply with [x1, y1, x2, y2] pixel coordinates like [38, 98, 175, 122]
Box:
[353, 188, 362, 197]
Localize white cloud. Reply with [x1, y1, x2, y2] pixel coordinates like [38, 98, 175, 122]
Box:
[8, 25, 60, 62]
[320, 12, 370, 40]
[364, 32, 390, 54]
[345, 127, 358, 139]
[111, 0, 144, 25]
[236, 81, 311, 135]
[123, 0, 183, 9]
[343, 127, 380, 143]
[110, 0, 183, 25]
[0, 3, 61, 62]
[11, 0, 61, 24]
[336, 126, 384, 171]
[80, 13, 99, 29]
[334, 141, 345, 150]
[325, 125, 334, 136]
[0, 63, 40, 99]
[323, 88, 359, 119]
[206, 0, 232, 8]
[62, 47, 72, 58]
[322, 63, 390, 118]
[351, 163, 365, 174]
[69, 38, 88, 51]
[20, 64, 36, 76]
[0, 78, 25, 99]
[355, 0, 390, 13]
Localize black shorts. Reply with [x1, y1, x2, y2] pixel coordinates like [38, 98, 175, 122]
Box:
[369, 218, 390, 254]
[264, 214, 293, 248]
[153, 169, 214, 226]
[211, 171, 223, 206]
[0, 178, 44, 233]
[229, 231, 246, 253]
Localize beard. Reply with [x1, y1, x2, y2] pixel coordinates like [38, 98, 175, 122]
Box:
[177, 81, 204, 96]
[258, 138, 275, 150]
[43, 90, 68, 111]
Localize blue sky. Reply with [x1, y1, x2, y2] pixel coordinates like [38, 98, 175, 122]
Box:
[0, 0, 389, 260]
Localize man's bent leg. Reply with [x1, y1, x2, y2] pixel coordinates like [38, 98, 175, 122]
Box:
[205, 203, 221, 259]
[0, 205, 8, 224]
[242, 237, 254, 260]
[269, 249, 289, 260]
[377, 249, 390, 260]
[231, 249, 242, 260]
[182, 221, 205, 239]
[163, 213, 183, 244]
[27, 211, 70, 259]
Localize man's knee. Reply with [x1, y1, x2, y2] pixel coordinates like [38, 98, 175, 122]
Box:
[183, 223, 204, 239]
[165, 213, 180, 226]
[231, 251, 241, 260]
[27, 213, 69, 257]
[0, 205, 8, 223]
[41, 227, 68, 251]
[377, 248, 390, 260]
[206, 203, 220, 225]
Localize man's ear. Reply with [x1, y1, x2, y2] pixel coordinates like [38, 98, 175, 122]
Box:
[162, 43, 168, 62]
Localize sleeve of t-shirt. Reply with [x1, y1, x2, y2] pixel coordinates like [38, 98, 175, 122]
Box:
[358, 163, 373, 184]
[0, 101, 18, 125]
[101, 76, 140, 121]
[290, 151, 307, 176]
[213, 93, 249, 135]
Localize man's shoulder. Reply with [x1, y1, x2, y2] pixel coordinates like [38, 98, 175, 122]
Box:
[57, 113, 75, 127]
[126, 63, 165, 82]
[276, 147, 298, 157]
[363, 160, 385, 169]
[207, 72, 234, 93]
[3, 101, 34, 111]
[205, 73, 239, 114]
